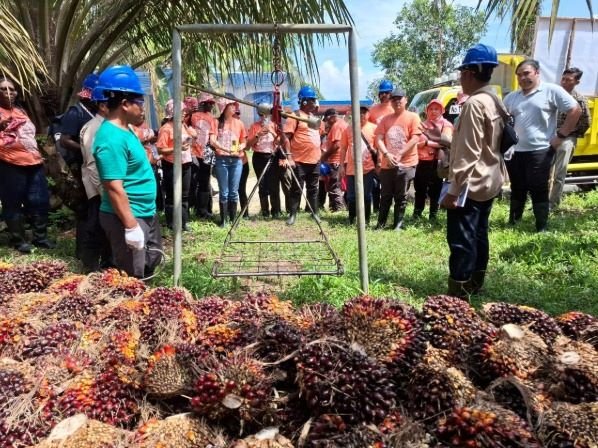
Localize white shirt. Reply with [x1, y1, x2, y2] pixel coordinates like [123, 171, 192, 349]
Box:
[503, 82, 578, 152]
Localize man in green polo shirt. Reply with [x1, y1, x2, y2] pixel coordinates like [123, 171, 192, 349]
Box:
[93, 65, 162, 278]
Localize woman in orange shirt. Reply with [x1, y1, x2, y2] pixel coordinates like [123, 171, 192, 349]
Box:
[0, 77, 54, 252]
[212, 99, 246, 227]
[156, 99, 196, 230]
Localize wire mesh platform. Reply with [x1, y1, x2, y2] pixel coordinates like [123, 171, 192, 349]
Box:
[212, 238, 343, 277]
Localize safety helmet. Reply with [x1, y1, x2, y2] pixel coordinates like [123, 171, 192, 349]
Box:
[320, 162, 331, 176]
[98, 65, 144, 95]
[82, 73, 100, 90]
[91, 85, 108, 102]
[458, 44, 499, 69]
[298, 85, 317, 102]
[378, 79, 394, 93]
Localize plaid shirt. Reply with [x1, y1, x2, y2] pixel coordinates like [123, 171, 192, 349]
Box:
[558, 89, 591, 138]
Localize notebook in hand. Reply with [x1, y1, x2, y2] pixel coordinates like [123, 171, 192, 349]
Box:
[438, 181, 469, 207]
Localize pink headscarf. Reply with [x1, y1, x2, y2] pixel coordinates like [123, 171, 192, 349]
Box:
[198, 92, 216, 104]
[184, 96, 198, 112]
[217, 97, 239, 114]
[164, 99, 185, 119]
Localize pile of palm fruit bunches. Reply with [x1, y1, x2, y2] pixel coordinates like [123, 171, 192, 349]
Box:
[0, 259, 596, 448]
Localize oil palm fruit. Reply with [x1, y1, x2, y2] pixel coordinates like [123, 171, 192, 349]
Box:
[482, 302, 562, 343]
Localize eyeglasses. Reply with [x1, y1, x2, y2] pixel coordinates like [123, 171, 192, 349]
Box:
[127, 98, 145, 107]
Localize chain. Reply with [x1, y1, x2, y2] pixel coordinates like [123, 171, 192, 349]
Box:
[271, 23, 285, 88]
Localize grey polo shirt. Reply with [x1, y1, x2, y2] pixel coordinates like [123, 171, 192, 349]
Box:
[503, 82, 578, 152]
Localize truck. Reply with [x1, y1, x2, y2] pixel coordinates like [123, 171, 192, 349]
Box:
[408, 16, 598, 189]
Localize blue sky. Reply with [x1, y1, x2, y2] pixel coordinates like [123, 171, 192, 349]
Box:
[315, 0, 598, 99]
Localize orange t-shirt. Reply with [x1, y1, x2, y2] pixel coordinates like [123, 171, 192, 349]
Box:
[216, 118, 246, 158]
[191, 111, 217, 158]
[248, 120, 277, 153]
[283, 110, 323, 164]
[324, 119, 348, 164]
[375, 111, 422, 169]
[131, 123, 156, 164]
[368, 102, 394, 125]
[0, 107, 42, 166]
[340, 122, 377, 176]
[156, 121, 193, 164]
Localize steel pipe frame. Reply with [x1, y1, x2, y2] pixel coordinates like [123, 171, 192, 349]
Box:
[172, 23, 369, 293]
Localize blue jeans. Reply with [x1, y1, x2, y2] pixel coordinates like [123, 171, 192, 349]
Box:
[446, 197, 494, 281]
[346, 171, 375, 204]
[214, 156, 242, 202]
[0, 161, 49, 221]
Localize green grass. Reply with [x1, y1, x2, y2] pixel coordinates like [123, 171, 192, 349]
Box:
[2, 190, 597, 317]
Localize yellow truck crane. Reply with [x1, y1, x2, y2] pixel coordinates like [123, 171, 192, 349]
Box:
[409, 16, 598, 190]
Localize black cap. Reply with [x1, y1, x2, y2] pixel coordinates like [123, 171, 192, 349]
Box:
[390, 87, 406, 98]
[323, 108, 338, 121]
[359, 104, 370, 112]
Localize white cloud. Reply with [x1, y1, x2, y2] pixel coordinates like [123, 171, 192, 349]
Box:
[317, 59, 382, 100]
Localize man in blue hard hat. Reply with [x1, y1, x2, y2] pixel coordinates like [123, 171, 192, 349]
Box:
[369, 80, 394, 125]
[440, 43, 507, 299]
[503, 59, 581, 232]
[282, 85, 324, 225]
[92, 66, 163, 278]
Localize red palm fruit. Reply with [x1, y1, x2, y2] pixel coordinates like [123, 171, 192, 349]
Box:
[556, 311, 598, 349]
[0, 418, 53, 448]
[191, 295, 234, 328]
[407, 345, 477, 422]
[84, 268, 146, 297]
[143, 344, 204, 397]
[45, 274, 86, 295]
[436, 401, 542, 447]
[537, 402, 597, 448]
[20, 321, 81, 360]
[44, 293, 97, 322]
[0, 260, 68, 298]
[0, 362, 33, 402]
[255, 317, 304, 362]
[482, 302, 562, 343]
[225, 292, 295, 325]
[293, 302, 345, 339]
[342, 296, 426, 384]
[422, 295, 497, 366]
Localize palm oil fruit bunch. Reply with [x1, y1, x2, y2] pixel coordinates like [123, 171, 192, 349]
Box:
[543, 337, 597, 403]
[0, 418, 52, 448]
[232, 428, 294, 448]
[135, 413, 228, 448]
[341, 296, 425, 382]
[537, 402, 597, 448]
[0, 368, 32, 402]
[227, 292, 294, 324]
[407, 345, 477, 422]
[294, 340, 396, 424]
[191, 354, 272, 425]
[467, 324, 551, 387]
[192, 295, 234, 328]
[556, 311, 598, 349]
[482, 302, 562, 343]
[421, 295, 497, 366]
[255, 317, 304, 362]
[85, 268, 146, 297]
[435, 401, 542, 447]
[45, 293, 97, 322]
[45, 274, 86, 295]
[0, 260, 67, 297]
[293, 302, 345, 339]
[20, 321, 81, 360]
[302, 414, 349, 447]
[144, 344, 197, 397]
[486, 377, 552, 426]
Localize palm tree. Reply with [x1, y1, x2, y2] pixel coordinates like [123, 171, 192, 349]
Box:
[3, 0, 353, 126]
[477, 0, 594, 46]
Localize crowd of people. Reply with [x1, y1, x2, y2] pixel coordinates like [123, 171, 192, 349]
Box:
[0, 42, 591, 299]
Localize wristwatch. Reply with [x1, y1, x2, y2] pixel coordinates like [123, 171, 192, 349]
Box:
[556, 130, 569, 139]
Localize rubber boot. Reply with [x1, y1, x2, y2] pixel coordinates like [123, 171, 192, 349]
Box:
[259, 196, 270, 218]
[508, 199, 525, 225]
[392, 205, 406, 231]
[447, 277, 472, 300]
[364, 200, 371, 226]
[197, 192, 213, 219]
[182, 202, 189, 231]
[218, 202, 229, 228]
[228, 201, 238, 223]
[375, 198, 392, 229]
[165, 205, 174, 229]
[348, 202, 356, 225]
[240, 198, 249, 219]
[5, 218, 32, 253]
[429, 202, 439, 222]
[533, 202, 550, 232]
[31, 215, 56, 249]
[286, 211, 297, 226]
[308, 195, 320, 223]
[471, 270, 486, 294]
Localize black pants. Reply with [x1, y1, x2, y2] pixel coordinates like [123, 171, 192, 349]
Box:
[414, 160, 442, 215]
[446, 197, 494, 281]
[379, 166, 416, 212]
[153, 164, 164, 212]
[162, 161, 192, 227]
[190, 158, 213, 216]
[99, 212, 163, 279]
[253, 152, 281, 214]
[290, 162, 320, 214]
[239, 162, 250, 212]
[79, 195, 112, 273]
[326, 163, 345, 211]
[506, 148, 554, 205]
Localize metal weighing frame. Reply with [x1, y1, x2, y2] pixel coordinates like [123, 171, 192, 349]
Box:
[171, 23, 369, 292]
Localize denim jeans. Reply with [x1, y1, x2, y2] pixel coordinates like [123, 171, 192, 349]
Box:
[446, 197, 494, 281]
[214, 156, 242, 202]
[0, 161, 49, 221]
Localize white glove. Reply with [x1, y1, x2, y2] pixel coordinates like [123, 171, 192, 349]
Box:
[124, 224, 145, 251]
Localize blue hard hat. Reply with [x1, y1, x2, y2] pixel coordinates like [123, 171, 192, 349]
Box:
[458, 44, 499, 69]
[378, 79, 394, 93]
[298, 85, 317, 101]
[91, 85, 108, 102]
[98, 65, 144, 95]
[82, 73, 100, 90]
[320, 162, 331, 176]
